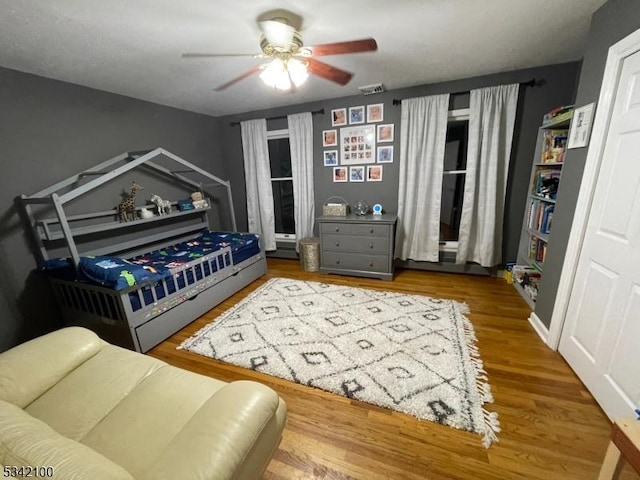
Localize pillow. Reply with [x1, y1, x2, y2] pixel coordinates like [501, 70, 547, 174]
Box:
[79, 256, 167, 291]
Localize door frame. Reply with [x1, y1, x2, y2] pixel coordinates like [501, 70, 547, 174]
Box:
[547, 27, 640, 350]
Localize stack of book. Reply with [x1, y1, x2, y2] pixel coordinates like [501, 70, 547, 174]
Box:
[533, 169, 561, 199]
[542, 105, 574, 125]
[512, 265, 542, 301]
[529, 236, 547, 264]
[541, 129, 569, 163]
[527, 200, 554, 233]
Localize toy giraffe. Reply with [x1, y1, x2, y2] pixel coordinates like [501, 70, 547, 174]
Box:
[118, 181, 144, 222]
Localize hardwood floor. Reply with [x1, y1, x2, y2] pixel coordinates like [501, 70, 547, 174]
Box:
[148, 259, 637, 480]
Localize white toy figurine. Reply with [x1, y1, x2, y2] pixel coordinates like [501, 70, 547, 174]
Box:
[150, 194, 172, 215]
[139, 207, 154, 219]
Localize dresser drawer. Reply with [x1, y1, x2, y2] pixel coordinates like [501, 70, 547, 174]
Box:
[321, 251, 389, 273]
[351, 223, 390, 236]
[322, 234, 389, 254]
[321, 222, 352, 235]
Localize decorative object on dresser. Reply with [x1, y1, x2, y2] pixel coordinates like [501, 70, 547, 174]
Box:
[19, 147, 267, 353]
[150, 193, 172, 215]
[322, 196, 350, 216]
[512, 109, 573, 309]
[180, 277, 500, 448]
[353, 200, 370, 216]
[317, 213, 397, 280]
[117, 181, 144, 222]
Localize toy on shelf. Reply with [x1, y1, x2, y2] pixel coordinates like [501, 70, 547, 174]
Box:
[118, 181, 144, 222]
[190, 191, 209, 209]
[139, 207, 154, 219]
[150, 194, 172, 215]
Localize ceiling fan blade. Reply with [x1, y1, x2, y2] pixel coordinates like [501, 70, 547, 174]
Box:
[259, 20, 295, 47]
[306, 58, 353, 86]
[308, 38, 378, 56]
[214, 65, 262, 91]
[182, 53, 257, 58]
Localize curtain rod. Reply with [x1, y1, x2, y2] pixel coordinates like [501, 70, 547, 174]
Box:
[391, 78, 537, 106]
[229, 108, 325, 127]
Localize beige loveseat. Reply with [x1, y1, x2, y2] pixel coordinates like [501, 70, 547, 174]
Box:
[0, 327, 286, 479]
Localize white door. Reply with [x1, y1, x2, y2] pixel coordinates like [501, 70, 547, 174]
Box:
[559, 48, 640, 418]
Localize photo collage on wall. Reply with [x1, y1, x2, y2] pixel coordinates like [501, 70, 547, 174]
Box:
[322, 103, 394, 183]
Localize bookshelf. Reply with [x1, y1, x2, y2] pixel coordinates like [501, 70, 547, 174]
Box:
[512, 111, 573, 308]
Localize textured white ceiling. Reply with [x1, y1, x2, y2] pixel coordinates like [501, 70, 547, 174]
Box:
[0, 0, 606, 117]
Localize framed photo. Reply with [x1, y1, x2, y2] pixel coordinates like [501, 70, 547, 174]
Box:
[349, 106, 365, 124]
[331, 108, 347, 127]
[350, 166, 365, 182]
[377, 124, 394, 143]
[367, 165, 383, 182]
[377, 146, 394, 163]
[333, 167, 348, 183]
[340, 125, 376, 165]
[568, 102, 595, 149]
[323, 129, 337, 147]
[323, 150, 338, 166]
[367, 103, 384, 123]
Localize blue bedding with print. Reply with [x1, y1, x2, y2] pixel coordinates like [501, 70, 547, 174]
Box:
[39, 231, 260, 292]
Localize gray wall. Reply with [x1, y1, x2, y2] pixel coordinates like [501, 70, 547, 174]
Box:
[534, 0, 640, 328]
[0, 67, 223, 352]
[218, 62, 580, 266]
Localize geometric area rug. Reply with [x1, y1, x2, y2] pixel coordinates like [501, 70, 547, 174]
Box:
[179, 277, 500, 447]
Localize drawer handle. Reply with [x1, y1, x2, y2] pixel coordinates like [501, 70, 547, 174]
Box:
[369, 243, 373, 249]
[335, 241, 340, 247]
[369, 262, 374, 267]
[336, 259, 340, 265]
[335, 227, 340, 232]
[369, 228, 374, 234]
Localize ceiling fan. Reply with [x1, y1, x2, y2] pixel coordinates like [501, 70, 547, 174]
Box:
[182, 17, 378, 91]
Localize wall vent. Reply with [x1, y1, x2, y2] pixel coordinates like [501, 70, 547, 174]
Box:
[358, 83, 386, 95]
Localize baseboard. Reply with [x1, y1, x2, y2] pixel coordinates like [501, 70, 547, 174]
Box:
[528, 312, 549, 345]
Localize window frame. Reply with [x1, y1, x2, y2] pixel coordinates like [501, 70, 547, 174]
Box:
[440, 108, 470, 253]
[266, 128, 296, 243]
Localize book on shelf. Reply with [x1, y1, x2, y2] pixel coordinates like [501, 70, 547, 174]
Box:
[528, 236, 547, 264]
[542, 105, 574, 126]
[533, 169, 561, 199]
[527, 198, 555, 233]
[541, 129, 569, 163]
[512, 265, 542, 301]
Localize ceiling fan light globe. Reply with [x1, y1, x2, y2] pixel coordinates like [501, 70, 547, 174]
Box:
[288, 58, 309, 87]
[260, 58, 291, 90]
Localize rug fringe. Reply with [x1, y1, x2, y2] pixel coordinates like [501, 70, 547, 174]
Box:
[481, 409, 501, 448]
[461, 311, 500, 448]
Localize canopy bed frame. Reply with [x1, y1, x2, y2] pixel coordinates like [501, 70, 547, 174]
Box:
[19, 148, 266, 352]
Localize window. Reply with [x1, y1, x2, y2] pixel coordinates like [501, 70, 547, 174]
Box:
[267, 129, 296, 242]
[440, 109, 469, 251]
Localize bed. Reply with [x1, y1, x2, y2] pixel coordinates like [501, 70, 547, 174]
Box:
[20, 148, 266, 352]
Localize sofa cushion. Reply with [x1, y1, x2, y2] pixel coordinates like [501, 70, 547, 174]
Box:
[0, 327, 104, 408]
[79, 361, 229, 476]
[0, 400, 134, 480]
[24, 344, 166, 441]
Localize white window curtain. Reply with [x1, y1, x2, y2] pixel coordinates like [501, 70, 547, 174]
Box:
[456, 83, 520, 266]
[394, 94, 450, 262]
[240, 118, 276, 251]
[287, 112, 315, 250]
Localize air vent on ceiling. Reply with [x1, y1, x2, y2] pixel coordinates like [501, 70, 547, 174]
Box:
[358, 83, 386, 95]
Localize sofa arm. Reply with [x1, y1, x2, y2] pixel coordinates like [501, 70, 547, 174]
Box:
[0, 327, 105, 408]
[0, 400, 134, 480]
[141, 380, 287, 480]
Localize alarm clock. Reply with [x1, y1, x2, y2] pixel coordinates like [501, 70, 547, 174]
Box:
[372, 203, 383, 215]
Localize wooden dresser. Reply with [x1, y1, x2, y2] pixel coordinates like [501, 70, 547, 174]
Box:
[316, 213, 397, 281]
